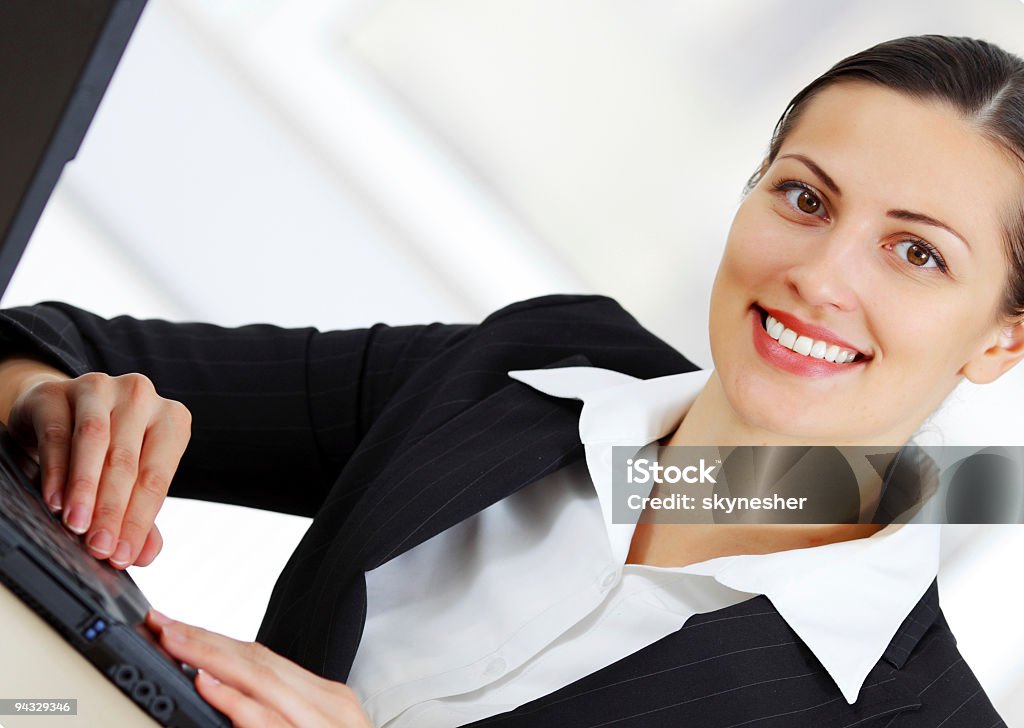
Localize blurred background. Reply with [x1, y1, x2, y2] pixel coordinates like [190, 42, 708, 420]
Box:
[2, 0, 1022, 720]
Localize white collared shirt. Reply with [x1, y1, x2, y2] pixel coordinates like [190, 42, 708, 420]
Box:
[347, 367, 941, 727]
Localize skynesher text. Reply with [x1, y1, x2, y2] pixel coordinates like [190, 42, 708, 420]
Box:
[626, 493, 809, 513]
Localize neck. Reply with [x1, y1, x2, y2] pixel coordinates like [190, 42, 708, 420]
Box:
[643, 370, 893, 566]
[625, 521, 888, 568]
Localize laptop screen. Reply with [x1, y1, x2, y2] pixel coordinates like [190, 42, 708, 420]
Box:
[0, 0, 145, 298]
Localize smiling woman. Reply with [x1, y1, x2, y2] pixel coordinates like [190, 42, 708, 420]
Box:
[0, 33, 1022, 728]
[671, 37, 1024, 452]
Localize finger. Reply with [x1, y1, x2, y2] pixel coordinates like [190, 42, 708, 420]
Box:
[133, 524, 163, 567]
[87, 399, 153, 562]
[62, 381, 114, 535]
[114, 408, 188, 568]
[168, 618, 338, 700]
[19, 383, 74, 512]
[156, 621, 329, 727]
[145, 612, 365, 726]
[194, 670, 294, 728]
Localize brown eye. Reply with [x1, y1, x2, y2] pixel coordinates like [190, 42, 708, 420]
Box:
[905, 243, 931, 266]
[892, 240, 943, 271]
[776, 182, 828, 218]
[796, 190, 820, 214]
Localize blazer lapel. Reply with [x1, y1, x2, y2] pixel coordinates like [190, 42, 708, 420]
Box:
[458, 592, 925, 728]
[355, 351, 593, 571]
[306, 353, 592, 675]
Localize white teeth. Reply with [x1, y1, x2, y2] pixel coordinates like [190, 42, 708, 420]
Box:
[763, 313, 861, 364]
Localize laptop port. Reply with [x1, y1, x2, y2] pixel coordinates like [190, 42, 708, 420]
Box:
[150, 695, 175, 723]
[112, 663, 140, 690]
[131, 679, 156, 708]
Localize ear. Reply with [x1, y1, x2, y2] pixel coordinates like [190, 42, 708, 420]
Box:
[962, 317, 1024, 384]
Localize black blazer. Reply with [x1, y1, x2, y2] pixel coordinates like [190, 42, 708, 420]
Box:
[0, 294, 1005, 727]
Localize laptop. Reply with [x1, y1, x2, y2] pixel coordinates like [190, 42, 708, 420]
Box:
[0, 2, 230, 726]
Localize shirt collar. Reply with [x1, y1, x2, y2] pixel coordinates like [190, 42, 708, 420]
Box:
[507, 365, 940, 706]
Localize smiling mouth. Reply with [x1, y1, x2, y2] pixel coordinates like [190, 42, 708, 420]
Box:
[755, 305, 871, 364]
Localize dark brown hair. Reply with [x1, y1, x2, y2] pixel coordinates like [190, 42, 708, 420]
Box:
[747, 35, 1024, 323]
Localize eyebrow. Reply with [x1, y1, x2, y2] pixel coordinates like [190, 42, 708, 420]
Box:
[778, 154, 842, 195]
[776, 153, 973, 253]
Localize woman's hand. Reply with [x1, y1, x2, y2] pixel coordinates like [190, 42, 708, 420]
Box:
[146, 610, 374, 728]
[0, 357, 191, 568]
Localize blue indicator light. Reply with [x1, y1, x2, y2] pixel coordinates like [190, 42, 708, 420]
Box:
[94, 619, 106, 632]
[85, 629, 97, 641]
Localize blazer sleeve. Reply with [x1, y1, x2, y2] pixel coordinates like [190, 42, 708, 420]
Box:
[0, 301, 474, 517]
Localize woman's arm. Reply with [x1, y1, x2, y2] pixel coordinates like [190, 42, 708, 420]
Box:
[0, 302, 475, 518]
[0, 356, 69, 420]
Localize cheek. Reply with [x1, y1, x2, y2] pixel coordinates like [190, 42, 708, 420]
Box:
[710, 203, 792, 343]
[871, 290, 981, 370]
[885, 313, 936, 347]
[722, 201, 797, 277]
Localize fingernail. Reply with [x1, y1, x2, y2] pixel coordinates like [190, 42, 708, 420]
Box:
[149, 609, 174, 626]
[47, 490, 63, 512]
[65, 504, 91, 534]
[198, 669, 220, 685]
[111, 540, 132, 567]
[87, 529, 114, 556]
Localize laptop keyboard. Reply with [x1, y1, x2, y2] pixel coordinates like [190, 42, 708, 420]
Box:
[0, 445, 142, 620]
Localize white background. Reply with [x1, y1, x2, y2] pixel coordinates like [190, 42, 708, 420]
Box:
[3, 0, 1023, 721]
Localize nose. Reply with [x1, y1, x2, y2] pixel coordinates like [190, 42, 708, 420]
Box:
[783, 223, 863, 313]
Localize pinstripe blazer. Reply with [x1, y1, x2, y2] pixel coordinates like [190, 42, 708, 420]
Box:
[0, 294, 1005, 728]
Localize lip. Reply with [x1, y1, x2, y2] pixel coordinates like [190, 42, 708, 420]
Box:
[751, 307, 869, 378]
[758, 305, 870, 356]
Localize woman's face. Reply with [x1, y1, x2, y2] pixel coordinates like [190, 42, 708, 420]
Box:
[709, 81, 1024, 444]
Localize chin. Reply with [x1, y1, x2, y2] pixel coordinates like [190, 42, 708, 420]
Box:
[722, 364, 840, 441]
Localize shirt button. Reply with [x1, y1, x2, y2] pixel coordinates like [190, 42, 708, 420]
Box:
[600, 570, 619, 590]
[483, 657, 506, 678]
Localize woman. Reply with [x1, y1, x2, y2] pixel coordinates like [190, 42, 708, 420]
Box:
[0, 34, 1020, 727]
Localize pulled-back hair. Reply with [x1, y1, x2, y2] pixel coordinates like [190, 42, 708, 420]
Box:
[747, 35, 1024, 322]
